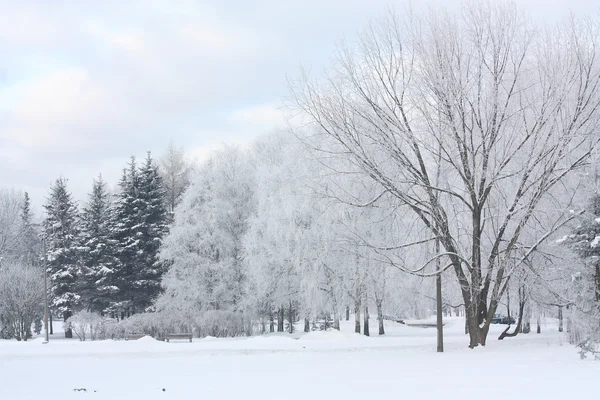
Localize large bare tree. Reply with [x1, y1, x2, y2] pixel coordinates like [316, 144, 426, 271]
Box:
[291, 3, 600, 347]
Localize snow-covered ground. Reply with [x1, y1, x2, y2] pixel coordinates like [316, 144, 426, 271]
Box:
[1, 317, 597, 399]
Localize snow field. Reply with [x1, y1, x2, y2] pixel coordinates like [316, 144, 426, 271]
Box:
[0, 317, 597, 400]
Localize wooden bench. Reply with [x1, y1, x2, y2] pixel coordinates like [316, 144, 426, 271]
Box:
[166, 333, 193, 343]
[125, 333, 146, 341]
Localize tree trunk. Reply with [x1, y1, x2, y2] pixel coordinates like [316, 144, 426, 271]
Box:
[536, 315, 541, 334]
[345, 305, 350, 321]
[277, 307, 284, 332]
[558, 306, 563, 332]
[436, 240, 444, 353]
[466, 304, 486, 347]
[596, 263, 600, 303]
[522, 301, 531, 334]
[63, 310, 73, 339]
[269, 312, 274, 333]
[288, 302, 294, 334]
[49, 313, 53, 335]
[498, 288, 526, 340]
[354, 300, 361, 334]
[333, 309, 340, 331]
[304, 318, 310, 333]
[363, 305, 370, 336]
[436, 276, 444, 352]
[376, 300, 385, 335]
[506, 281, 511, 321]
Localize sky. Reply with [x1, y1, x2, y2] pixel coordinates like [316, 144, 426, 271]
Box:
[0, 0, 598, 212]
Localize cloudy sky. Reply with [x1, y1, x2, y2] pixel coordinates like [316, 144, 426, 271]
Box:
[0, 0, 597, 211]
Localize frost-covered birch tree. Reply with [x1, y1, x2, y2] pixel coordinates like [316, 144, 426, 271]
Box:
[157, 146, 255, 336]
[159, 141, 194, 214]
[0, 189, 23, 264]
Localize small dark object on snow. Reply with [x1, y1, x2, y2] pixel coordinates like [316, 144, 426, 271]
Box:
[73, 388, 87, 392]
[162, 388, 166, 392]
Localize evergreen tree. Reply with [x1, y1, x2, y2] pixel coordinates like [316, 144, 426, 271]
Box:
[110, 154, 168, 317]
[110, 159, 141, 317]
[135, 153, 169, 311]
[43, 178, 81, 338]
[80, 175, 117, 314]
[562, 193, 600, 350]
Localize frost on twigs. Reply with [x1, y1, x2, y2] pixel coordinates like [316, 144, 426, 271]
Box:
[578, 338, 600, 360]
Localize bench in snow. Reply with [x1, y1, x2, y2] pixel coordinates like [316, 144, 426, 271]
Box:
[166, 333, 193, 343]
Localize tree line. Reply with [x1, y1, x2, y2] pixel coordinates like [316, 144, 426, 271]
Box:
[0, 147, 190, 339]
[1, 2, 600, 353]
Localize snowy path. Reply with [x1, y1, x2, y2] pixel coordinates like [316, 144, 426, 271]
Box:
[1, 318, 597, 400]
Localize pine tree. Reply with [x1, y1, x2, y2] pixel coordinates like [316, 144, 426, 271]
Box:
[110, 159, 141, 318]
[110, 154, 168, 317]
[135, 153, 169, 311]
[80, 175, 117, 314]
[43, 178, 82, 338]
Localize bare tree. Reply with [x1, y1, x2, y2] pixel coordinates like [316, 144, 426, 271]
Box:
[0, 262, 44, 341]
[291, 3, 600, 347]
[159, 140, 194, 213]
[0, 189, 23, 263]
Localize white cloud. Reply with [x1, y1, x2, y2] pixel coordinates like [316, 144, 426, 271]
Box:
[1, 0, 595, 211]
[2, 67, 126, 152]
[0, 6, 61, 47]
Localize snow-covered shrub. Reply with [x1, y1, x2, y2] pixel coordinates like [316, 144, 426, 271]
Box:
[194, 310, 247, 338]
[0, 262, 43, 341]
[66, 311, 95, 341]
[95, 317, 118, 340]
[66, 311, 116, 341]
[566, 304, 600, 359]
[116, 312, 174, 339]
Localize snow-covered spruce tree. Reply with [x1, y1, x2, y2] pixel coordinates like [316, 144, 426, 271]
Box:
[110, 160, 140, 317]
[43, 178, 82, 338]
[157, 146, 254, 337]
[136, 153, 170, 311]
[80, 175, 118, 314]
[110, 155, 169, 317]
[562, 193, 600, 356]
